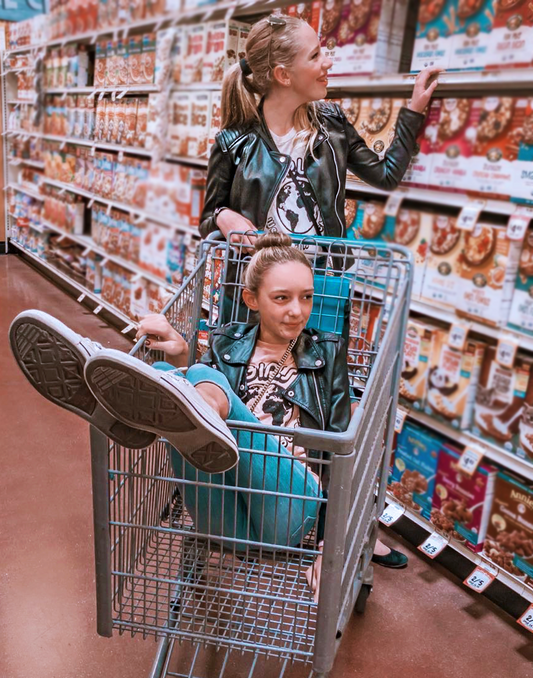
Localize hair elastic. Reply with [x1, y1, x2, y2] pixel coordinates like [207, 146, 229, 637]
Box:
[240, 58, 252, 76]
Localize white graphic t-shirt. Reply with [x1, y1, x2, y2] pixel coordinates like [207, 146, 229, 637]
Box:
[265, 128, 325, 239]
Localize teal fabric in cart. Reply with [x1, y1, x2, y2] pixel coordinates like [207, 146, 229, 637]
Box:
[308, 272, 352, 335]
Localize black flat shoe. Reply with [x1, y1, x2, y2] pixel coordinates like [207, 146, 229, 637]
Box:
[372, 547, 408, 569]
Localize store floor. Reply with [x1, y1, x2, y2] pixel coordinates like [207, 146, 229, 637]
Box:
[1, 254, 532, 678]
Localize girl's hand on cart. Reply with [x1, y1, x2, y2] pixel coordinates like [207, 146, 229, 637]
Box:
[305, 543, 324, 604]
[136, 315, 189, 367]
[408, 66, 442, 115]
[216, 209, 258, 253]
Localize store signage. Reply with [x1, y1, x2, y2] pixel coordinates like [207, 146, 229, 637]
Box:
[0, 0, 46, 22]
[379, 503, 405, 526]
[418, 532, 448, 559]
[463, 567, 495, 593]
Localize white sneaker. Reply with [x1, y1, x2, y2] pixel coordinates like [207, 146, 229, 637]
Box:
[84, 349, 239, 474]
[9, 310, 157, 450]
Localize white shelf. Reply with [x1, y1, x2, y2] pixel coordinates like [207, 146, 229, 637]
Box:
[6, 129, 154, 157]
[8, 182, 44, 201]
[166, 154, 209, 167]
[7, 98, 35, 105]
[8, 238, 137, 330]
[172, 82, 223, 92]
[385, 493, 533, 603]
[40, 219, 177, 291]
[42, 177, 200, 236]
[44, 84, 159, 95]
[403, 408, 533, 482]
[410, 299, 533, 352]
[8, 157, 44, 169]
[346, 179, 520, 217]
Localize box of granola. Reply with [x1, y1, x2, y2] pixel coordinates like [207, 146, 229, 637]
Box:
[487, 0, 533, 69]
[449, 0, 495, 70]
[430, 443, 498, 552]
[389, 420, 442, 519]
[411, 0, 459, 71]
[399, 318, 441, 410]
[425, 328, 486, 429]
[508, 229, 533, 336]
[511, 97, 533, 203]
[183, 24, 207, 85]
[391, 208, 432, 299]
[421, 211, 463, 310]
[483, 472, 533, 578]
[356, 97, 407, 159]
[402, 98, 441, 189]
[456, 222, 522, 327]
[207, 91, 222, 156]
[202, 20, 245, 83]
[188, 92, 212, 158]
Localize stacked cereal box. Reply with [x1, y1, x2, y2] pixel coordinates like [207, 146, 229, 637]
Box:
[512, 98, 533, 204]
[449, 0, 495, 70]
[508, 229, 533, 335]
[430, 98, 481, 192]
[399, 318, 441, 410]
[425, 328, 485, 429]
[473, 346, 533, 461]
[420, 211, 463, 309]
[356, 98, 408, 159]
[430, 443, 498, 552]
[411, 0, 459, 71]
[456, 222, 522, 327]
[487, 0, 533, 69]
[391, 207, 432, 299]
[202, 20, 251, 83]
[389, 420, 442, 519]
[321, 0, 409, 76]
[402, 99, 441, 188]
[484, 472, 533, 579]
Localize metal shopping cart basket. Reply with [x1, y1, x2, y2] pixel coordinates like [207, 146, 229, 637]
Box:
[89, 233, 413, 678]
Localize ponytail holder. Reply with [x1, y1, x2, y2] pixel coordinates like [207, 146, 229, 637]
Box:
[240, 58, 252, 77]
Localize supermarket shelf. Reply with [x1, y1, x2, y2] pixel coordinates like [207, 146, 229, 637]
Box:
[8, 238, 137, 330]
[8, 157, 44, 169]
[40, 219, 177, 291]
[44, 84, 159, 95]
[6, 129, 154, 157]
[166, 154, 209, 167]
[8, 182, 44, 201]
[385, 493, 533, 603]
[410, 299, 533, 352]
[346, 179, 522, 217]
[172, 82, 223, 92]
[7, 98, 35, 105]
[403, 407, 533, 482]
[42, 177, 201, 237]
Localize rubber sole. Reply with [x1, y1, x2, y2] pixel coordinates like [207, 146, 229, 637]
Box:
[9, 311, 157, 450]
[85, 351, 239, 474]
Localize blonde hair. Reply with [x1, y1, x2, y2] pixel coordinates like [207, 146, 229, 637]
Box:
[243, 231, 312, 294]
[221, 15, 322, 154]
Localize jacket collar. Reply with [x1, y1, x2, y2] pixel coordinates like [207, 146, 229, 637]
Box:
[218, 324, 327, 370]
[254, 98, 329, 154]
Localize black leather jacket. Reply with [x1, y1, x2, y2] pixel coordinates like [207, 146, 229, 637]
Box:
[199, 101, 425, 239]
[200, 323, 351, 437]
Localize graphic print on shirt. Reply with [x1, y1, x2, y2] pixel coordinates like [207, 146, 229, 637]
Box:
[243, 362, 300, 428]
[265, 156, 325, 236]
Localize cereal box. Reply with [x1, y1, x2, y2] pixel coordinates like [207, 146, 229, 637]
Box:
[237, 23, 250, 61]
[128, 35, 143, 85]
[116, 38, 129, 86]
[411, 0, 459, 71]
[202, 20, 245, 83]
[473, 346, 533, 460]
[487, 0, 533, 69]
[284, 1, 323, 32]
[172, 92, 192, 157]
[425, 329, 485, 429]
[399, 318, 440, 410]
[208, 91, 222, 156]
[154, 28, 175, 88]
[421, 211, 463, 309]
[183, 24, 207, 85]
[321, 0, 409, 76]
[430, 443, 497, 552]
[508, 229, 533, 335]
[356, 97, 407, 159]
[511, 97, 533, 203]
[429, 97, 481, 192]
[171, 26, 186, 85]
[123, 97, 138, 146]
[471, 96, 527, 199]
[347, 199, 395, 241]
[389, 420, 442, 519]
[141, 33, 156, 85]
[391, 208, 432, 299]
[483, 472, 533, 578]
[188, 92, 212, 158]
[449, 0, 495, 70]
[135, 97, 149, 147]
[402, 99, 441, 189]
[94, 40, 107, 87]
[456, 222, 522, 327]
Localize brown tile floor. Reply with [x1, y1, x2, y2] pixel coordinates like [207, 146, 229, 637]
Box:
[1, 254, 532, 678]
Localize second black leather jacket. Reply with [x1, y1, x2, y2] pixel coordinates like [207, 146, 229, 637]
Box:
[199, 101, 425, 239]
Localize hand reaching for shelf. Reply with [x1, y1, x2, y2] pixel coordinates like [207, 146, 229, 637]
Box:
[408, 66, 443, 115]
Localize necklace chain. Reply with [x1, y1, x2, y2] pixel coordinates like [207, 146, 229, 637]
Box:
[247, 338, 297, 415]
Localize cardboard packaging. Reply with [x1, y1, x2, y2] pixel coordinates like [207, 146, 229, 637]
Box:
[356, 97, 407, 158]
[202, 20, 250, 83]
[420, 212, 463, 310]
[430, 443, 498, 553]
[402, 99, 441, 188]
[399, 318, 440, 410]
[449, 0, 495, 70]
[411, 0, 459, 71]
[508, 229, 533, 336]
[487, 0, 533, 69]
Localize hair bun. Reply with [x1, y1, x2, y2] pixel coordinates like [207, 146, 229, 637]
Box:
[254, 231, 293, 251]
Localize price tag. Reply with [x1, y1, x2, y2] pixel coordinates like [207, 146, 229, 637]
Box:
[507, 211, 532, 241]
[384, 191, 404, 217]
[458, 446, 484, 476]
[496, 336, 518, 368]
[447, 322, 469, 351]
[379, 503, 405, 526]
[463, 567, 495, 593]
[394, 408, 407, 434]
[418, 532, 448, 559]
[517, 605, 533, 633]
[457, 200, 486, 232]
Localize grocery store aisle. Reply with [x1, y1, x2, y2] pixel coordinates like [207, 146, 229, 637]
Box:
[1, 254, 532, 678]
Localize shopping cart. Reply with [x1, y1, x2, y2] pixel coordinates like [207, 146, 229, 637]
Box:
[89, 233, 413, 678]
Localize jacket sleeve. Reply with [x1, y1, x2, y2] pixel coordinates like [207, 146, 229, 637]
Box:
[341, 105, 426, 192]
[326, 339, 352, 434]
[199, 135, 237, 239]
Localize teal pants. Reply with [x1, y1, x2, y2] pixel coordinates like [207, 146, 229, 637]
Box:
[153, 362, 321, 549]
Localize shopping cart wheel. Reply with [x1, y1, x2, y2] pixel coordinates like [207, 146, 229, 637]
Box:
[354, 584, 372, 614]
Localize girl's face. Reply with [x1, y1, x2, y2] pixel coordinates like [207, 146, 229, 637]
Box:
[287, 23, 333, 103]
[243, 261, 314, 344]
